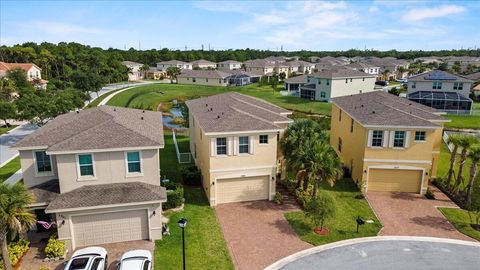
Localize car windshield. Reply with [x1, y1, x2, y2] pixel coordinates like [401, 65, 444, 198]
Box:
[120, 258, 146, 270]
[69, 257, 90, 270]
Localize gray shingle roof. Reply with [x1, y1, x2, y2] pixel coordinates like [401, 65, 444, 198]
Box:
[178, 70, 231, 79]
[285, 75, 308, 84]
[186, 92, 292, 133]
[309, 67, 375, 79]
[14, 106, 164, 152]
[218, 60, 242, 64]
[45, 182, 167, 212]
[29, 180, 60, 205]
[332, 91, 447, 128]
[121, 61, 142, 66]
[156, 60, 188, 65]
[192, 59, 216, 65]
[409, 70, 474, 83]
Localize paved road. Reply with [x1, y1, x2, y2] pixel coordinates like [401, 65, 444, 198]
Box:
[0, 124, 38, 166]
[276, 239, 480, 270]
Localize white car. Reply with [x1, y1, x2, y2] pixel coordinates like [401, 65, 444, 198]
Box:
[64, 247, 108, 270]
[117, 250, 152, 270]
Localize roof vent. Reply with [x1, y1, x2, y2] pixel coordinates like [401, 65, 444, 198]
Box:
[372, 111, 375, 114]
[217, 115, 220, 119]
[206, 104, 208, 107]
[141, 116, 144, 120]
[143, 110, 145, 113]
[361, 104, 364, 108]
[76, 110, 79, 114]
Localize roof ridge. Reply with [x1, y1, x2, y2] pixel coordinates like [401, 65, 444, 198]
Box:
[230, 92, 287, 112]
[375, 95, 439, 123]
[231, 94, 288, 118]
[230, 106, 281, 128]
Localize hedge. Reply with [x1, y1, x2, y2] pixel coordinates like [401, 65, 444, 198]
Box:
[162, 182, 184, 210]
[44, 234, 66, 258]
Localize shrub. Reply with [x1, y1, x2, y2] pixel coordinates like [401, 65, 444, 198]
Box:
[304, 192, 337, 230]
[283, 178, 297, 193]
[425, 187, 436, 200]
[163, 182, 184, 210]
[274, 192, 283, 205]
[181, 166, 201, 186]
[294, 188, 310, 209]
[0, 239, 30, 269]
[355, 193, 365, 199]
[44, 235, 66, 258]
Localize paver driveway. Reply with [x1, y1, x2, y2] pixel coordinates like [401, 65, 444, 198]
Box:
[216, 195, 312, 270]
[367, 187, 474, 241]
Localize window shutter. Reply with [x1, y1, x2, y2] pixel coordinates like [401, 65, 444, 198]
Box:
[382, 131, 389, 147]
[210, 138, 216, 157]
[389, 131, 395, 148]
[227, 137, 233, 156]
[367, 130, 373, 147]
[249, 136, 254, 154]
[233, 137, 238, 155]
[405, 131, 411, 148]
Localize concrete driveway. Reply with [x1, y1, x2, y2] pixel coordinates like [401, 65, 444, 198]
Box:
[367, 187, 473, 241]
[215, 194, 311, 270]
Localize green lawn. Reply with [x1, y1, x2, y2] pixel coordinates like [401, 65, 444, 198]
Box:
[0, 125, 18, 135]
[439, 208, 480, 241]
[86, 88, 125, 108]
[0, 156, 21, 183]
[155, 131, 233, 270]
[285, 179, 382, 246]
[473, 102, 480, 110]
[107, 83, 332, 115]
[444, 115, 480, 130]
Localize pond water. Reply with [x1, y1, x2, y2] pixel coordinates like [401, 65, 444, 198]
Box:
[162, 107, 186, 129]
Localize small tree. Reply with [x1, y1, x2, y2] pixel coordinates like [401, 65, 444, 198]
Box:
[140, 64, 150, 79]
[466, 145, 480, 205]
[279, 72, 286, 81]
[270, 74, 279, 92]
[166, 66, 181, 84]
[454, 135, 479, 194]
[446, 134, 461, 190]
[305, 192, 336, 233]
[0, 101, 17, 126]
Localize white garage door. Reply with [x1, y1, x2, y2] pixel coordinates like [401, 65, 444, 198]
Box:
[72, 209, 148, 248]
[217, 175, 269, 204]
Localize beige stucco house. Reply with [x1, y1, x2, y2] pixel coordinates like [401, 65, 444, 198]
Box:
[121, 60, 145, 81]
[217, 60, 242, 70]
[177, 70, 231, 86]
[14, 106, 166, 251]
[186, 92, 293, 206]
[0, 61, 48, 89]
[191, 59, 217, 69]
[156, 60, 192, 71]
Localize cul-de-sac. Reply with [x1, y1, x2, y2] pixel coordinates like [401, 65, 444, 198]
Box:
[1, 1, 480, 270]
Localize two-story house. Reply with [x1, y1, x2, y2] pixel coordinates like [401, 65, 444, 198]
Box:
[185, 92, 293, 206]
[345, 62, 380, 77]
[217, 60, 242, 70]
[121, 60, 145, 81]
[0, 61, 48, 89]
[192, 59, 217, 69]
[407, 70, 474, 114]
[156, 60, 192, 71]
[14, 106, 167, 251]
[243, 59, 275, 76]
[177, 70, 231, 86]
[299, 68, 376, 101]
[330, 91, 448, 194]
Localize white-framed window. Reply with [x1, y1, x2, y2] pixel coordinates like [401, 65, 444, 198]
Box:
[216, 137, 227, 155]
[432, 82, 442, 90]
[320, 92, 326, 98]
[34, 151, 52, 173]
[412, 82, 416, 89]
[259, 135, 268, 144]
[453, 82, 463, 90]
[239, 136, 249, 154]
[414, 131, 426, 141]
[393, 131, 405, 147]
[77, 154, 94, 177]
[371, 130, 383, 147]
[126, 151, 141, 173]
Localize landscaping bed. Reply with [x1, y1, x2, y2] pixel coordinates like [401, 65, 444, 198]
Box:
[439, 208, 480, 241]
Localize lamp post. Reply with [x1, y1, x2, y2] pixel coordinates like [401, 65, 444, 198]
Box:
[178, 217, 187, 270]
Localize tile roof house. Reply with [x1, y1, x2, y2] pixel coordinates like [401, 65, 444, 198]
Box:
[345, 62, 380, 76]
[407, 70, 474, 114]
[121, 61, 145, 81]
[0, 61, 47, 89]
[299, 67, 376, 101]
[191, 59, 217, 69]
[186, 92, 292, 206]
[330, 91, 448, 194]
[14, 106, 166, 251]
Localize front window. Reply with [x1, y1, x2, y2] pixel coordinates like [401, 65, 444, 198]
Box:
[432, 82, 442, 90]
[393, 131, 405, 148]
[35, 151, 52, 173]
[453, 82, 463, 90]
[259, 135, 268, 144]
[216, 137, 227, 155]
[239, 136, 249, 154]
[78, 154, 94, 176]
[126, 151, 141, 173]
[415, 131, 426, 141]
[320, 92, 326, 98]
[371, 130, 383, 147]
[412, 82, 416, 89]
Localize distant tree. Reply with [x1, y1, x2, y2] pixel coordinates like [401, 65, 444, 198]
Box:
[446, 134, 462, 191]
[466, 145, 480, 205]
[0, 78, 17, 101]
[279, 72, 286, 81]
[178, 102, 189, 127]
[438, 62, 448, 71]
[270, 74, 279, 92]
[388, 87, 400, 96]
[305, 192, 337, 233]
[140, 64, 150, 79]
[166, 67, 181, 83]
[0, 101, 17, 126]
[6, 68, 30, 90]
[452, 62, 462, 74]
[15, 91, 54, 126]
[381, 69, 390, 81]
[72, 72, 104, 97]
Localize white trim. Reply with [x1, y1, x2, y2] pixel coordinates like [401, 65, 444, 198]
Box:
[46, 200, 165, 214]
[14, 146, 48, 151]
[405, 131, 411, 148]
[363, 125, 438, 129]
[124, 151, 144, 177]
[365, 165, 425, 193]
[75, 153, 96, 181]
[205, 129, 281, 136]
[233, 137, 239, 155]
[382, 130, 389, 148]
[363, 158, 431, 164]
[32, 150, 54, 177]
[209, 165, 277, 173]
[47, 145, 163, 155]
[367, 130, 373, 147]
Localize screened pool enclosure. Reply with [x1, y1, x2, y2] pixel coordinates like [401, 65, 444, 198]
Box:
[407, 91, 473, 114]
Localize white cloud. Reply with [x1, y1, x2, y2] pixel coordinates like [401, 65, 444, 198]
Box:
[368, 6, 379, 13]
[402, 5, 466, 22]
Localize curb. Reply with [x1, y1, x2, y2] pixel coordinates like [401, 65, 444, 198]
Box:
[0, 153, 19, 168]
[264, 236, 480, 270]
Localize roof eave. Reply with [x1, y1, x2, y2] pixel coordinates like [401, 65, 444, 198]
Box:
[45, 199, 167, 214]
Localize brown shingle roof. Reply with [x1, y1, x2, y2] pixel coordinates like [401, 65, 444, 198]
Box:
[332, 91, 447, 128]
[45, 182, 167, 212]
[409, 70, 474, 83]
[285, 75, 308, 84]
[310, 67, 375, 79]
[178, 69, 231, 79]
[14, 106, 164, 152]
[186, 92, 292, 133]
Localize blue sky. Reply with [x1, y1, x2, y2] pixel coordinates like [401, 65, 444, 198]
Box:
[1, 1, 479, 51]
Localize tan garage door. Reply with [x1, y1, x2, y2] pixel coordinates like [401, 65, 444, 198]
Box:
[72, 209, 148, 248]
[368, 168, 422, 193]
[217, 176, 269, 204]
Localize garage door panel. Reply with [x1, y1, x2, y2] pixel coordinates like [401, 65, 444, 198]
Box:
[217, 176, 269, 204]
[72, 210, 148, 247]
[368, 169, 422, 193]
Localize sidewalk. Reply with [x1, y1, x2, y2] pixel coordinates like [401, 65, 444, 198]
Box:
[0, 123, 38, 166]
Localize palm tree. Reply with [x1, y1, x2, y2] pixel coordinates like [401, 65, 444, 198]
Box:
[166, 66, 181, 84]
[0, 183, 35, 270]
[454, 135, 479, 194]
[446, 134, 461, 190]
[466, 145, 480, 206]
[140, 64, 150, 79]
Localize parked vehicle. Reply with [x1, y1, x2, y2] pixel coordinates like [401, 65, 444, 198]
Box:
[375, 80, 389, 86]
[64, 247, 108, 270]
[117, 250, 152, 270]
